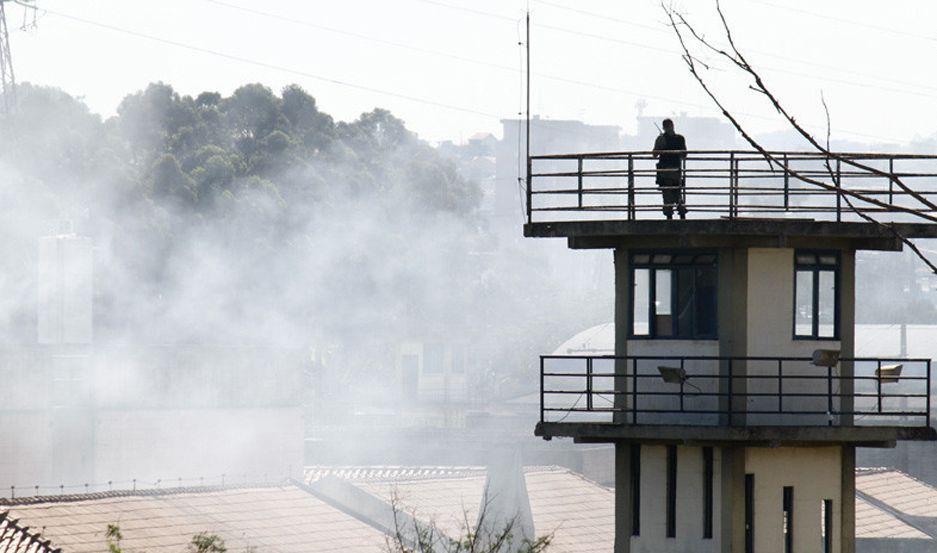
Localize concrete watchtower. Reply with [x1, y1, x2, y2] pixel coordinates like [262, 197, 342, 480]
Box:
[525, 150, 937, 553]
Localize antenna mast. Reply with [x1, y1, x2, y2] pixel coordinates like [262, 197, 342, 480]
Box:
[524, 10, 531, 223]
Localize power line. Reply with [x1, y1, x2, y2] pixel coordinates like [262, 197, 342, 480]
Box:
[204, 0, 908, 140]
[32, 4, 903, 143]
[750, 0, 937, 44]
[415, 0, 937, 102]
[531, 0, 937, 95]
[38, 6, 504, 120]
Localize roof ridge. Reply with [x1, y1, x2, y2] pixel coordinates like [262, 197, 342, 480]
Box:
[0, 480, 292, 507]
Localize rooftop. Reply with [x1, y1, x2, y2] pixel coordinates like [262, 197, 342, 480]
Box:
[1, 466, 934, 552]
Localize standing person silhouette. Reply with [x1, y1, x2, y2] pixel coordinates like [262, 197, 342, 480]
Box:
[653, 118, 687, 219]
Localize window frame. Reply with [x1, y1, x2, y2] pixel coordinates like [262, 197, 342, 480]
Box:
[792, 250, 841, 341]
[629, 251, 719, 340]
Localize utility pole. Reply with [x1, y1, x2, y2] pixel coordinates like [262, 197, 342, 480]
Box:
[0, 0, 16, 114]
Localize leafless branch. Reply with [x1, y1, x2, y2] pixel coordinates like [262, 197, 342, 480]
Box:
[662, 2, 937, 273]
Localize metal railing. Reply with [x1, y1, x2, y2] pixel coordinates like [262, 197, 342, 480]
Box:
[539, 355, 932, 427]
[526, 150, 937, 224]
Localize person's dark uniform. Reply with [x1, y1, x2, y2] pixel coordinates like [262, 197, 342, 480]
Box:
[653, 119, 687, 219]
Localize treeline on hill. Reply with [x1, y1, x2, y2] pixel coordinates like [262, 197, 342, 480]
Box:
[0, 82, 608, 397]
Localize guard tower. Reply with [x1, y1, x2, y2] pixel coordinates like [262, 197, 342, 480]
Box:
[526, 150, 937, 553]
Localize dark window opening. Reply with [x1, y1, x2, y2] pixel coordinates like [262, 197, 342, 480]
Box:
[703, 447, 714, 539]
[745, 474, 755, 553]
[794, 251, 839, 339]
[783, 486, 794, 553]
[822, 499, 833, 553]
[666, 445, 677, 538]
[631, 444, 641, 536]
[631, 252, 718, 339]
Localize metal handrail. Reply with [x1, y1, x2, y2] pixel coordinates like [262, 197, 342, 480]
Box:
[525, 150, 937, 225]
[539, 354, 932, 427]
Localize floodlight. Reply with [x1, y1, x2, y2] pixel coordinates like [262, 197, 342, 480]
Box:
[658, 366, 688, 384]
[876, 364, 903, 384]
[812, 349, 841, 368]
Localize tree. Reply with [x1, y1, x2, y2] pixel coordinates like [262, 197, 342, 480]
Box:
[189, 532, 227, 553]
[383, 492, 552, 553]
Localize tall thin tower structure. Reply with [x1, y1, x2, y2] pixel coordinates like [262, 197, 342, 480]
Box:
[0, 0, 16, 114]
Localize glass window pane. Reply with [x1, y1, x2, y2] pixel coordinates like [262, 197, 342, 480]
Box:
[633, 269, 650, 335]
[695, 254, 716, 264]
[695, 266, 718, 337]
[676, 268, 695, 338]
[652, 254, 673, 264]
[796, 253, 816, 265]
[655, 269, 673, 337]
[633, 254, 651, 265]
[673, 254, 693, 264]
[818, 270, 836, 338]
[795, 270, 814, 336]
[819, 254, 838, 266]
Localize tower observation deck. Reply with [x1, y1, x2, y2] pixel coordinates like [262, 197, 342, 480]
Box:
[524, 148, 937, 553]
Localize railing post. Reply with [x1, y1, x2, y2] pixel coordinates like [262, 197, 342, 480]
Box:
[526, 156, 533, 225]
[540, 356, 545, 424]
[777, 359, 783, 414]
[577, 156, 584, 209]
[828, 364, 834, 425]
[632, 358, 638, 424]
[876, 360, 883, 414]
[836, 158, 842, 222]
[783, 153, 790, 211]
[679, 358, 685, 413]
[586, 356, 593, 411]
[729, 152, 737, 218]
[628, 154, 635, 220]
[727, 358, 734, 426]
[924, 359, 930, 426]
[888, 157, 895, 205]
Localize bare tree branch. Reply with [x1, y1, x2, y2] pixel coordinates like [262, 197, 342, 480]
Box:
[662, 2, 937, 273]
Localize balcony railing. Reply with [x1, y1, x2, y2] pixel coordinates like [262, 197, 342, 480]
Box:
[526, 150, 937, 225]
[539, 355, 932, 427]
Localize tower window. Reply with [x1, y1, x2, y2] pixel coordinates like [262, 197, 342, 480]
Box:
[745, 474, 755, 553]
[783, 486, 794, 553]
[703, 447, 714, 539]
[631, 252, 718, 339]
[631, 444, 641, 536]
[794, 251, 839, 339]
[666, 445, 677, 538]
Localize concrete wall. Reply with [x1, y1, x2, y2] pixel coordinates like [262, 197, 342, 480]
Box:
[631, 445, 722, 553]
[745, 249, 852, 425]
[626, 340, 720, 425]
[745, 446, 844, 553]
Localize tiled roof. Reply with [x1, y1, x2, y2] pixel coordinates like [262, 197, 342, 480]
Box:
[855, 497, 930, 539]
[305, 465, 486, 484]
[525, 469, 614, 552]
[2, 484, 385, 553]
[309, 465, 614, 553]
[0, 511, 61, 553]
[856, 468, 937, 518]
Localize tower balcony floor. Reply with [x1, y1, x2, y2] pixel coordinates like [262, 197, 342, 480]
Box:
[535, 421, 937, 448]
[525, 218, 937, 250]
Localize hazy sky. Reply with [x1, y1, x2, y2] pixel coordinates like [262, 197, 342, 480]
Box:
[7, 0, 937, 144]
